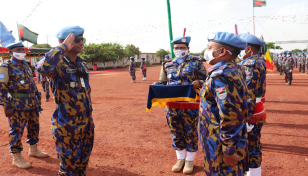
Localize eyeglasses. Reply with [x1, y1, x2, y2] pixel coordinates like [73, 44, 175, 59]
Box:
[174, 47, 187, 50]
[75, 37, 86, 43]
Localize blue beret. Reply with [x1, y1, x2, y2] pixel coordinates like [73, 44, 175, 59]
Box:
[141, 57, 145, 59]
[171, 36, 191, 44]
[165, 55, 170, 57]
[56, 26, 84, 39]
[130, 56, 134, 59]
[208, 32, 247, 50]
[6, 41, 24, 50]
[239, 33, 266, 46]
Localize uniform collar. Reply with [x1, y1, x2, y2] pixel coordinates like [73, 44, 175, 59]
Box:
[11, 57, 26, 66]
[238, 54, 258, 65]
[208, 59, 235, 73]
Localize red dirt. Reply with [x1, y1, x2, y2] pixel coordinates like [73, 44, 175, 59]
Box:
[0, 64, 307, 176]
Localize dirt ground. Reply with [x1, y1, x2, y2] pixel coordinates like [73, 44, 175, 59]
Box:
[0, 64, 307, 176]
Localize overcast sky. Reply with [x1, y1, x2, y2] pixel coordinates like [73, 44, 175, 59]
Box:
[1, 0, 308, 53]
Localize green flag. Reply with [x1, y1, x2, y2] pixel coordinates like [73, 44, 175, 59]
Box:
[151, 55, 153, 60]
[253, 0, 266, 7]
[17, 24, 38, 44]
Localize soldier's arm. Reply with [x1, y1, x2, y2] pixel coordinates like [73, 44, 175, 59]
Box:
[245, 67, 261, 117]
[213, 77, 246, 156]
[197, 61, 207, 86]
[36, 44, 66, 77]
[0, 66, 10, 110]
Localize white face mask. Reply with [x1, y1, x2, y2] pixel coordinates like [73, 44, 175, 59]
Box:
[239, 50, 247, 60]
[173, 50, 188, 59]
[204, 48, 232, 65]
[13, 52, 26, 60]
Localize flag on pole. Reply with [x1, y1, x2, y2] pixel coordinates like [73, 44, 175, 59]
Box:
[17, 23, 38, 44]
[0, 21, 16, 47]
[260, 35, 274, 71]
[253, 0, 266, 7]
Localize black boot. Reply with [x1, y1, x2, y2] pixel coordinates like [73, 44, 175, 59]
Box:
[46, 95, 50, 102]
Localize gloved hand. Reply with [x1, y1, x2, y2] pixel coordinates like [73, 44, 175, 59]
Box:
[246, 122, 254, 132]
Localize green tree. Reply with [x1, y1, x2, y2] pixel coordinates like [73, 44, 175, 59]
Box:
[156, 49, 170, 63]
[124, 44, 140, 65]
[108, 43, 125, 68]
[291, 49, 303, 53]
[31, 43, 52, 48]
[266, 42, 282, 50]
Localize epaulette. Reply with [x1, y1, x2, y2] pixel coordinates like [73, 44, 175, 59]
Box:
[209, 67, 226, 78]
[244, 59, 256, 67]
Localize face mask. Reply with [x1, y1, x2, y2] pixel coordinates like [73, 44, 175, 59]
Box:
[287, 54, 291, 57]
[173, 50, 188, 59]
[13, 52, 26, 60]
[239, 50, 248, 60]
[204, 48, 221, 64]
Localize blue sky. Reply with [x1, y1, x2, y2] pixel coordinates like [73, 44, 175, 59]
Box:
[1, 0, 308, 53]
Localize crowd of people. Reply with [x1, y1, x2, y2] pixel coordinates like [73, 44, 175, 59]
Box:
[273, 51, 308, 85]
[0, 24, 292, 176]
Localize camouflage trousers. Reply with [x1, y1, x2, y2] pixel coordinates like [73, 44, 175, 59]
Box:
[130, 71, 136, 80]
[8, 109, 39, 153]
[248, 121, 265, 168]
[142, 69, 147, 77]
[286, 71, 293, 81]
[55, 130, 94, 176]
[165, 107, 198, 152]
[41, 81, 50, 96]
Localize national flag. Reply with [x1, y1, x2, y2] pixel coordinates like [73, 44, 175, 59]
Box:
[0, 21, 16, 47]
[260, 35, 274, 71]
[151, 55, 153, 60]
[254, 0, 266, 7]
[17, 23, 38, 44]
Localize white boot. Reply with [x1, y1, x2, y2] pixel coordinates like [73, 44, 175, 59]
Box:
[28, 144, 49, 158]
[172, 150, 186, 172]
[247, 167, 261, 176]
[11, 153, 32, 169]
[183, 151, 196, 174]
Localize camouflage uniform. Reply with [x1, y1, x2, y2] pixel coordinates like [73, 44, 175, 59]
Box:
[238, 55, 266, 169]
[0, 59, 41, 153]
[37, 44, 94, 176]
[285, 55, 294, 83]
[199, 60, 248, 175]
[278, 55, 283, 74]
[129, 61, 136, 80]
[40, 75, 50, 99]
[158, 56, 207, 152]
[140, 60, 147, 78]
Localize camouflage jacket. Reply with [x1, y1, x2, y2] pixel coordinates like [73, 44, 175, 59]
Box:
[129, 61, 136, 72]
[37, 44, 94, 136]
[285, 56, 294, 72]
[157, 56, 207, 85]
[238, 55, 266, 117]
[199, 59, 248, 157]
[0, 58, 41, 111]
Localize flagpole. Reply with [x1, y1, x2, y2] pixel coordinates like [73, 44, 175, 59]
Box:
[166, 0, 174, 58]
[253, 4, 255, 35]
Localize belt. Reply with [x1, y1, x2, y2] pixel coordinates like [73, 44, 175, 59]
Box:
[9, 93, 36, 98]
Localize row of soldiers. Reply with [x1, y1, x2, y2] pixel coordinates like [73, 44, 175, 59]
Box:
[273, 51, 308, 85]
[153, 32, 266, 176]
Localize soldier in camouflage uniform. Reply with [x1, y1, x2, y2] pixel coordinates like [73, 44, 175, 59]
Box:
[129, 56, 136, 83]
[239, 34, 267, 176]
[154, 36, 207, 174]
[284, 51, 294, 85]
[37, 26, 94, 176]
[0, 42, 48, 169]
[305, 53, 308, 74]
[298, 52, 304, 73]
[281, 52, 289, 83]
[140, 57, 147, 81]
[278, 53, 284, 75]
[200, 32, 248, 176]
[38, 64, 50, 102]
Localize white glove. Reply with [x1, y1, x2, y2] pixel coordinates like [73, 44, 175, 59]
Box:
[246, 122, 254, 132]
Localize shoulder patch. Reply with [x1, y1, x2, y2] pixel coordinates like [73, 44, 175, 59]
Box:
[244, 59, 256, 66]
[210, 68, 224, 78]
[0, 67, 9, 83]
[216, 87, 227, 100]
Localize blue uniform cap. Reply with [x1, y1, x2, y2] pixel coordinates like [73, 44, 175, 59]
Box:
[208, 32, 247, 50]
[239, 33, 266, 46]
[56, 26, 84, 39]
[141, 57, 145, 59]
[171, 36, 191, 44]
[130, 56, 134, 59]
[6, 41, 24, 50]
[165, 55, 170, 58]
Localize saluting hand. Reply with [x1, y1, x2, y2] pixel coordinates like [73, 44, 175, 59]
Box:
[4, 109, 14, 118]
[63, 33, 75, 51]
